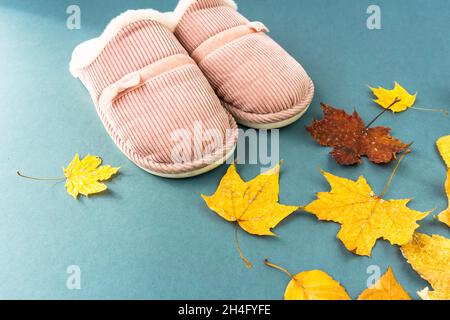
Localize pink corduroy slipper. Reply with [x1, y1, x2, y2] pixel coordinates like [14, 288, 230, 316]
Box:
[173, 0, 315, 129]
[70, 9, 238, 178]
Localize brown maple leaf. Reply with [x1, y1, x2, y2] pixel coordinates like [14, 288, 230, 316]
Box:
[307, 103, 409, 165]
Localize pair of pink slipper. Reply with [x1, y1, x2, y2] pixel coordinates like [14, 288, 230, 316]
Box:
[70, 0, 314, 178]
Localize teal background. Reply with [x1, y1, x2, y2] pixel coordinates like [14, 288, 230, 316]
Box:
[0, 0, 449, 299]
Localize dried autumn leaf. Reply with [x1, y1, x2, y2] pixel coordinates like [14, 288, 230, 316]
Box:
[304, 169, 431, 256]
[64, 154, 119, 199]
[370, 82, 417, 113]
[17, 154, 119, 199]
[401, 233, 450, 300]
[437, 135, 450, 168]
[265, 260, 351, 300]
[437, 135, 450, 227]
[202, 163, 298, 267]
[357, 267, 411, 300]
[438, 171, 450, 228]
[307, 103, 409, 165]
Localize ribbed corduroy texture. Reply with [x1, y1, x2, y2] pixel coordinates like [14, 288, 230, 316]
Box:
[174, 0, 314, 125]
[75, 19, 238, 175]
[176, 0, 248, 53]
[80, 20, 186, 102]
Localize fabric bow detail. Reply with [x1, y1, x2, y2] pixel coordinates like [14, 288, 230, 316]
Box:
[247, 21, 269, 33]
[114, 71, 141, 93]
[99, 71, 142, 106]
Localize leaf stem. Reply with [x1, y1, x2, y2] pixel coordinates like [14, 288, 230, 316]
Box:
[16, 171, 65, 181]
[380, 149, 412, 198]
[264, 259, 295, 280]
[366, 98, 401, 129]
[410, 107, 448, 116]
[235, 223, 252, 269]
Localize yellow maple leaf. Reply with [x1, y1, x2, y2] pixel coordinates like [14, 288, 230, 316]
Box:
[437, 136, 450, 227]
[437, 135, 450, 168]
[401, 233, 450, 300]
[64, 154, 119, 199]
[17, 154, 119, 199]
[370, 82, 417, 113]
[304, 170, 431, 256]
[202, 163, 298, 267]
[265, 260, 351, 300]
[357, 267, 411, 300]
[437, 171, 450, 228]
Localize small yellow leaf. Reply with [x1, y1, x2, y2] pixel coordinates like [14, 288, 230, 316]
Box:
[401, 233, 450, 300]
[437, 135, 450, 168]
[264, 260, 350, 300]
[357, 267, 411, 300]
[202, 164, 298, 266]
[64, 154, 119, 199]
[436, 136, 450, 227]
[370, 82, 417, 113]
[284, 270, 351, 300]
[304, 171, 430, 256]
[438, 211, 450, 228]
[438, 170, 450, 228]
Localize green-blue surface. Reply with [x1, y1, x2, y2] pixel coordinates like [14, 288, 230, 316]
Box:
[0, 0, 449, 299]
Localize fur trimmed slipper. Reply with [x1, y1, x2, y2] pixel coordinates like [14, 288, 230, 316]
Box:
[173, 0, 314, 129]
[70, 9, 238, 178]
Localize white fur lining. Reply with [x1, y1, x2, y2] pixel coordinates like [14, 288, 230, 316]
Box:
[172, 0, 238, 27]
[70, 9, 175, 77]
